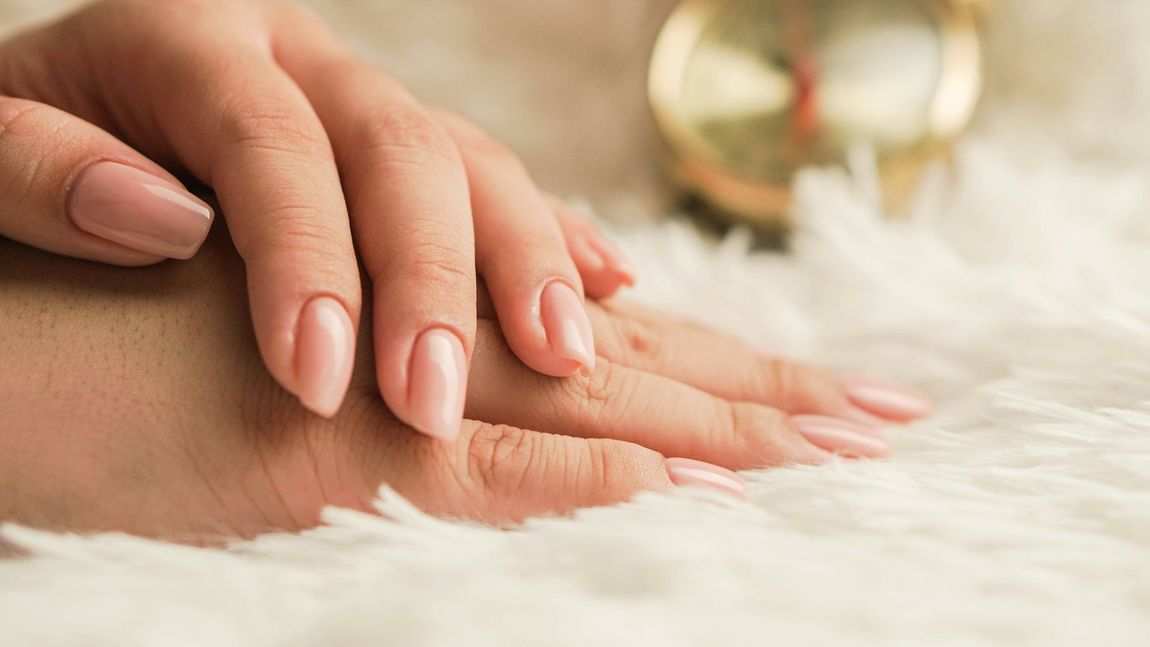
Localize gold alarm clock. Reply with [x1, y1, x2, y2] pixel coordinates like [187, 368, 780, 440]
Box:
[648, 0, 984, 231]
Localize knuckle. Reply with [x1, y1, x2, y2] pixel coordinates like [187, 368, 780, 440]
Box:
[219, 96, 330, 158]
[375, 237, 473, 292]
[609, 315, 663, 363]
[589, 440, 662, 499]
[464, 424, 537, 498]
[240, 206, 350, 271]
[357, 107, 459, 168]
[552, 360, 632, 426]
[0, 101, 64, 208]
[0, 99, 50, 140]
[752, 357, 798, 405]
[750, 358, 833, 412]
[726, 402, 792, 466]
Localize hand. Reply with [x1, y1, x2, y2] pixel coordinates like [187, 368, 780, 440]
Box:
[0, 0, 635, 441]
[0, 231, 928, 539]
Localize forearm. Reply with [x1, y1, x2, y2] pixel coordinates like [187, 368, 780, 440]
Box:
[0, 233, 304, 535]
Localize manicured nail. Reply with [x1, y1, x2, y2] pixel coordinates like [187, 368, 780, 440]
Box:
[406, 328, 467, 442]
[665, 458, 747, 498]
[791, 415, 890, 458]
[841, 376, 932, 421]
[585, 233, 637, 286]
[294, 296, 355, 418]
[540, 281, 596, 372]
[70, 161, 214, 259]
[569, 235, 607, 273]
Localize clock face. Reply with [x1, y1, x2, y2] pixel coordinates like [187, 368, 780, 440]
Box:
[674, 0, 945, 183]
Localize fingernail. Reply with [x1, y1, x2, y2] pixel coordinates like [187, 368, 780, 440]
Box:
[665, 458, 747, 498]
[540, 281, 596, 372]
[841, 376, 933, 421]
[585, 233, 637, 286]
[791, 415, 891, 458]
[70, 161, 214, 259]
[294, 296, 355, 418]
[406, 328, 467, 443]
[569, 235, 607, 273]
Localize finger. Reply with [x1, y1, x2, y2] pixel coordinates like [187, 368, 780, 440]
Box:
[546, 194, 636, 300]
[434, 110, 597, 378]
[0, 97, 212, 264]
[146, 40, 360, 419]
[381, 421, 743, 524]
[592, 302, 932, 425]
[465, 321, 855, 470]
[271, 7, 473, 442]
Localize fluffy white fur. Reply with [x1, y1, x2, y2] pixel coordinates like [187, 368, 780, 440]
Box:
[3, 0, 1150, 644]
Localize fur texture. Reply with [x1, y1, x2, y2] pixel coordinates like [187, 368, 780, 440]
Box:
[2, 0, 1150, 645]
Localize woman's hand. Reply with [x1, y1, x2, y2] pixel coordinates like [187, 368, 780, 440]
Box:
[0, 232, 928, 539]
[0, 0, 634, 440]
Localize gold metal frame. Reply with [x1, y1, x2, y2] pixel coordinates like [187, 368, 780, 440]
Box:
[648, 0, 984, 228]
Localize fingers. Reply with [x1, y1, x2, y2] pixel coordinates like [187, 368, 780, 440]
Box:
[270, 9, 474, 442]
[465, 321, 841, 470]
[0, 97, 212, 264]
[433, 111, 597, 377]
[546, 195, 636, 300]
[378, 421, 743, 524]
[591, 302, 932, 426]
[146, 40, 361, 419]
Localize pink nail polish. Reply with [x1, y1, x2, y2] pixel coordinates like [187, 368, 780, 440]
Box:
[569, 235, 607, 273]
[70, 161, 214, 259]
[665, 458, 747, 498]
[294, 296, 355, 418]
[540, 281, 596, 372]
[406, 328, 467, 442]
[841, 376, 933, 421]
[791, 415, 891, 458]
[585, 233, 636, 286]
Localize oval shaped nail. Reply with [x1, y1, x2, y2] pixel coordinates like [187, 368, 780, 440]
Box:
[665, 458, 746, 498]
[791, 415, 891, 458]
[406, 328, 467, 442]
[295, 296, 356, 418]
[540, 281, 596, 372]
[841, 376, 933, 421]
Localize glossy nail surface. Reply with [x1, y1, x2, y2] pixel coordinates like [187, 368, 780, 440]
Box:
[540, 281, 596, 372]
[842, 377, 933, 421]
[791, 415, 890, 458]
[665, 458, 747, 498]
[294, 296, 355, 418]
[70, 161, 214, 259]
[407, 328, 467, 442]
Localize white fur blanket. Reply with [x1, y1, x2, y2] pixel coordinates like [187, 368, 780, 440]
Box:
[2, 1, 1150, 645]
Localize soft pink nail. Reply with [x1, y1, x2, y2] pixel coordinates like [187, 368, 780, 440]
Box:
[406, 328, 467, 442]
[294, 296, 355, 418]
[665, 458, 747, 498]
[540, 281, 596, 372]
[70, 161, 214, 259]
[585, 233, 637, 286]
[569, 235, 607, 274]
[841, 376, 933, 421]
[791, 415, 891, 458]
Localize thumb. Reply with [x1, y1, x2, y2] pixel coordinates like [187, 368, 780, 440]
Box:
[0, 97, 213, 265]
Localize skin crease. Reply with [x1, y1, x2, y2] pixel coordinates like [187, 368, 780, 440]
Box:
[0, 227, 674, 540]
[0, 221, 929, 541]
[0, 0, 634, 444]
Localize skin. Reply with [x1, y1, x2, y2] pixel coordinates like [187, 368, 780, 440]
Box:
[0, 229, 910, 541]
[0, 0, 632, 436]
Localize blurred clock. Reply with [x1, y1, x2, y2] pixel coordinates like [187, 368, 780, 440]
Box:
[648, 0, 984, 231]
